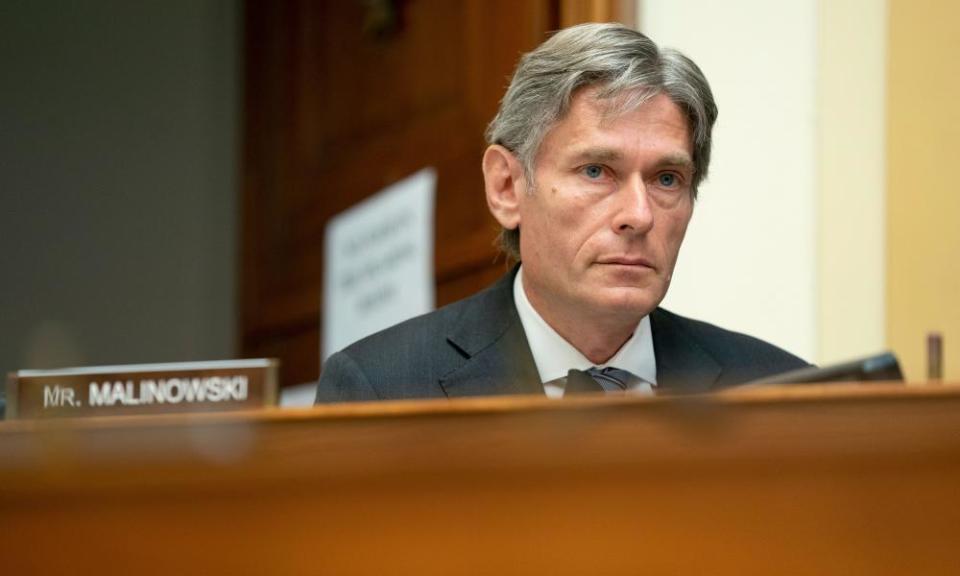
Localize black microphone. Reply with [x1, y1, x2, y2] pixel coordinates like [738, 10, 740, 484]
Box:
[746, 351, 904, 386]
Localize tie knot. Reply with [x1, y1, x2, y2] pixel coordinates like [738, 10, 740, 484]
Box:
[587, 366, 637, 391]
[560, 366, 650, 395]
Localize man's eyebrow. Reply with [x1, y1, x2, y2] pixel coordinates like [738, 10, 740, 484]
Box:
[568, 149, 696, 172]
[567, 147, 623, 164]
[655, 153, 696, 172]
[640, 153, 697, 173]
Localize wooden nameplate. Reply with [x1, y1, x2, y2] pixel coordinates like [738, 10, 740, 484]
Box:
[5, 359, 279, 419]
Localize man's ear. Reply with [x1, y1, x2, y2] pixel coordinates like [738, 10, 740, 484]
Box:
[482, 144, 526, 231]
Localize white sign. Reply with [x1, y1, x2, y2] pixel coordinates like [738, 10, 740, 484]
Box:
[322, 167, 436, 361]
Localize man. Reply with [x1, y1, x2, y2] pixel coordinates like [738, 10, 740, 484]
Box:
[315, 23, 807, 403]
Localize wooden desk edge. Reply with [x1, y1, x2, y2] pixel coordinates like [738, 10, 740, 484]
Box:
[1, 380, 956, 433]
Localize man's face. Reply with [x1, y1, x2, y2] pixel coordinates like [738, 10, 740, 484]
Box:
[518, 89, 695, 325]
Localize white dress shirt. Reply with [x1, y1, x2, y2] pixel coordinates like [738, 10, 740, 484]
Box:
[513, 266, 657, 398]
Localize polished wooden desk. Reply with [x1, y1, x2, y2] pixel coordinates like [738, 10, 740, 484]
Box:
[1, 384, 959, 575]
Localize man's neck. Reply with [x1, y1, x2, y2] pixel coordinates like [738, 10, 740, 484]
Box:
[521, 279, 639, 366]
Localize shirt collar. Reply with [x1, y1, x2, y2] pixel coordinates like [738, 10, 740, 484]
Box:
[513, 265, 657, 386]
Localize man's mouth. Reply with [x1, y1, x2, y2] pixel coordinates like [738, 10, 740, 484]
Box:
[596, 256, 656, 270]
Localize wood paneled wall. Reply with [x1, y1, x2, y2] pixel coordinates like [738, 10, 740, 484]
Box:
[241, 0, 633, 387]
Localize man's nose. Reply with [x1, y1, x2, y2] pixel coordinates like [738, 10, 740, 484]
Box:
[611, 174, 654, 234]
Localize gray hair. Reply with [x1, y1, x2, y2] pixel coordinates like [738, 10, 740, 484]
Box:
[485, 23, 718, 261]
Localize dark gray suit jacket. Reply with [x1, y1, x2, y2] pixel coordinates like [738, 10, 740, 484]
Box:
[315, 269, 808, 403]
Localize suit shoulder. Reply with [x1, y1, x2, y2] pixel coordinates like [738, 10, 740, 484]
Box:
[338, 290, 475, 357]
[319, 289, 494, 402]
[653, 307, 810, 374]
[338, 271, 514, 360]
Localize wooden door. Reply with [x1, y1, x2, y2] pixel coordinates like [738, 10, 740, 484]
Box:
[241, 0, 559, 386]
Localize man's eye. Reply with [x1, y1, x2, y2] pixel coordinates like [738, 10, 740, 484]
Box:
[658, 173, 678, 187]
[583, 165, 604, 179]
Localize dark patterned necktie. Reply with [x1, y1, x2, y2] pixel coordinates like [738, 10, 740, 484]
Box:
[563, 367, 644, 395]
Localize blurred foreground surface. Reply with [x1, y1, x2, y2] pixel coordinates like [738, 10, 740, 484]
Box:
[1, 383, 959, 575]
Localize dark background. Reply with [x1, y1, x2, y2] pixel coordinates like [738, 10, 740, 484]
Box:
[0, 1, 239, 390]
[0, 0, 624, 392]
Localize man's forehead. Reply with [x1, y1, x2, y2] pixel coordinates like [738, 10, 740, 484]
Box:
[539, 90, 693, 163]
[573, 84, 664, 122]
[560, 87, 687, 131]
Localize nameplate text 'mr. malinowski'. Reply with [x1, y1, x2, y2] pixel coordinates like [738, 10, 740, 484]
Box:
[5, 359, 278, 419]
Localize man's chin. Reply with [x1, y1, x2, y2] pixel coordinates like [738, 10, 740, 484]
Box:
[587, 287, 662, 319]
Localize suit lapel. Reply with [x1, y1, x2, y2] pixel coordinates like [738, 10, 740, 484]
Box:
[439, 274, 724, 397]
[439, 268, 543, 398]
[651, 308, 722, 393]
